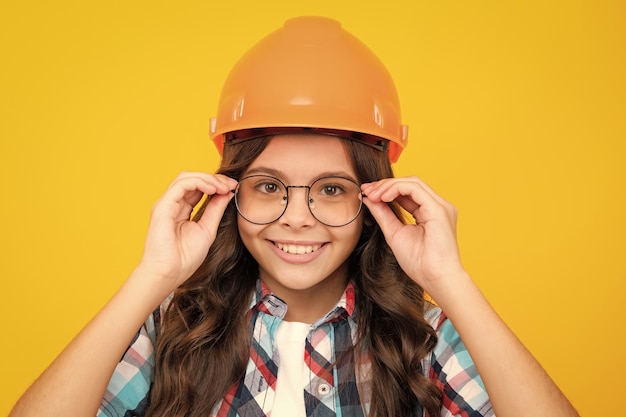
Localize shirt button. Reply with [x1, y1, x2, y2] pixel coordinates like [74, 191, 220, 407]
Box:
[317, 383, 331, 396]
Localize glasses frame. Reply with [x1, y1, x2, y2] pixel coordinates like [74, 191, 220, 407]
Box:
[234, 174, 364, 227]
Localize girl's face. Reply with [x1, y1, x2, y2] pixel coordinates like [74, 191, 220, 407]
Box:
[237, 134, 363, 322]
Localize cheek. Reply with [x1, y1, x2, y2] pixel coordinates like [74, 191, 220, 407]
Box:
[338, 219, 364, 250]
[237, 217, 257, 252]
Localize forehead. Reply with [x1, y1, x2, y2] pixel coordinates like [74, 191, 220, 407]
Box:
[246, 134, 356, 181]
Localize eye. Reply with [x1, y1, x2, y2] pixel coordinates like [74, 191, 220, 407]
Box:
[239, 175, 286, 198]
[320, 184, 344, 196]
[315, 179, 349, 197]
[255, 180, 282, 194]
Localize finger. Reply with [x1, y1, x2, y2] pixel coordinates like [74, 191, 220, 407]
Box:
[195, 192, 234, 236]
[166, 175, 237, 205]
[363, 177, 449, 208]
[152, 176, 234, 222]
[362, 197, 405, 241]
[364, 178, 458, 226]
[364, 180, 441, 223]
[388, 194, 421, 215]
[167, 172, 238, 194]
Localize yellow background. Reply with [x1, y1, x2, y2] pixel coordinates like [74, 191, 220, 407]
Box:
[1, 1, 624, 415]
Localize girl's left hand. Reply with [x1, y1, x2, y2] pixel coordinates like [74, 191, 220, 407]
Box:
[361, 177, 465, 293]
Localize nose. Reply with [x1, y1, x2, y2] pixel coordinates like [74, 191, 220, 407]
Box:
[278, 187, 316, 228]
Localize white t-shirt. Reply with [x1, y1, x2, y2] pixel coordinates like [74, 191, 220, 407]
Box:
[271, 320, 311, 417]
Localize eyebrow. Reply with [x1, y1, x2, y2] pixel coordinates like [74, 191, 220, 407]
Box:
[244, 166, 359, 183]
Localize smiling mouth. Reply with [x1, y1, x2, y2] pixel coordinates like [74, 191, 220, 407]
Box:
[274, 242, 323, 255]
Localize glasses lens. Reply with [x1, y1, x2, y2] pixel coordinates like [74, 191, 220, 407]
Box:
[235, 175, 287, 224]
[309, 177, 362, 226]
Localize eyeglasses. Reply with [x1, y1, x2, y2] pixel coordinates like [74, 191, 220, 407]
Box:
[234, 175, 363, 227]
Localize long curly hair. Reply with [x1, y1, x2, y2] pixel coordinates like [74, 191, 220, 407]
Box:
[145, 136, 443, 417]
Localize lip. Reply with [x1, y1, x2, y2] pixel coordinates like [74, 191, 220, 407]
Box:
[267, 239, 327, 264]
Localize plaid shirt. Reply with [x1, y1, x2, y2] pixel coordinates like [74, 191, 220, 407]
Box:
[99, 281, 493, 417]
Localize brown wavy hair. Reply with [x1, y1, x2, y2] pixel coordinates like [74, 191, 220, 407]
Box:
[145, 136, 443, 417]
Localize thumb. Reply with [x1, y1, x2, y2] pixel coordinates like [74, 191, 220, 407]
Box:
[363, 198, 403, 242]
[195, 192, 235, 238]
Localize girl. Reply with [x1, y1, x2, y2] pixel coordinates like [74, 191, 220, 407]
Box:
[10, 16, 579, 417]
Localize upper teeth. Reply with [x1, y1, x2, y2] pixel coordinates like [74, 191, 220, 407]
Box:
[275, 242, 321, 254]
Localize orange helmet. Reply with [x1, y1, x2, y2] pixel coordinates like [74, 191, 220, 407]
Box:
[209, 16, 408, 163]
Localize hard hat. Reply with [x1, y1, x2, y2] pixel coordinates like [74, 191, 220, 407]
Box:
[210, 16, 408, 163]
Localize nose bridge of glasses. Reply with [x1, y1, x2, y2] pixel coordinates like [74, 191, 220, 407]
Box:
[286, 185, 313, 205]
[277, 185, 316, 227]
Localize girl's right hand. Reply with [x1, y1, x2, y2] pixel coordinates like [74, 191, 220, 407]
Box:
[136, 172, 237, 292]
[7, 172, 237, 417]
